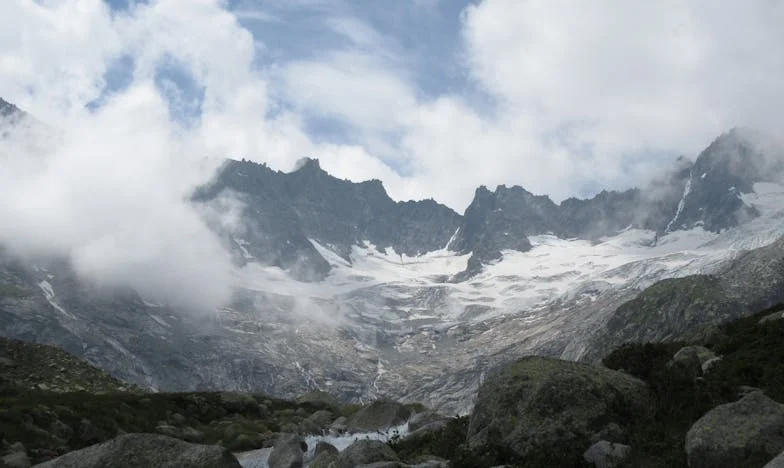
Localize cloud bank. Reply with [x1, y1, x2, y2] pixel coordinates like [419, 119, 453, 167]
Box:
[0, 0, 782, 309]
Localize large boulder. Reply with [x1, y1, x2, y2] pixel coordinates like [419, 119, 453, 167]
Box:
[346, 401, 412, 433]
[335, 440, 400, 468]
[666, 346, 716, 381]
[31, 433, 241, 468]
[685, 391, 784, 468]
[467, 356, 650, 466]
[765, 450, 784, 467]
[268, 434, 305, 468]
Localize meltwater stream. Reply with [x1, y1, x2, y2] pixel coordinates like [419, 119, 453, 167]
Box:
[235, 422, 410, 468]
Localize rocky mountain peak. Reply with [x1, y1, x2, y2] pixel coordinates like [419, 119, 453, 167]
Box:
[664, 128, 776, 233]
[291, 156, 323, 173]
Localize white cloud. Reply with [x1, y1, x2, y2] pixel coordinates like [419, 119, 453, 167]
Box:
[0, 0, 308, 311]
[271, 0, 784, 208]
[461, 0, 784, 165]
[2, 0, 783, 303]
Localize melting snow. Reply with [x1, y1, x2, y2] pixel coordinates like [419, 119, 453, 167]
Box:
[666, 173, 693, 232]
[37, 280, 76, 319]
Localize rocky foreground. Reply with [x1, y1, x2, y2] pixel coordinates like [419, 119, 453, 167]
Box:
[3, 303, 784, 467]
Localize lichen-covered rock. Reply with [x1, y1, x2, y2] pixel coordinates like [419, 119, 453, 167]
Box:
[335, 440, 399, 468]
[346, 401, 412, 433]
[31, 433, 240, 468]
[467, 356, 650, 466]
[685, 391, 784, 468]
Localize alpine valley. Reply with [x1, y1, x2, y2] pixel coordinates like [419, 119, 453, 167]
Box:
[2, 96, 784, 418]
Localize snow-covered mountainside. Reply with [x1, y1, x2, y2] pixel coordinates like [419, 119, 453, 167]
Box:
[2, 99, 784, 414]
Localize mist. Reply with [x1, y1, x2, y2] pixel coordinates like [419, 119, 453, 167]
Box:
[0, 87, 234, 312]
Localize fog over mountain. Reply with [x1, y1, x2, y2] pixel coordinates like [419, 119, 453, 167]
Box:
[4, 91, 784, 414]
[2, 0, 784, 420]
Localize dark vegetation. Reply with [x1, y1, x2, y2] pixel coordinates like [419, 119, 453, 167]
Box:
[391, 303, 784, 467]
[0, 388, 345, 464]
[3, 303, 784, 466]
[601, 302, 784, 467]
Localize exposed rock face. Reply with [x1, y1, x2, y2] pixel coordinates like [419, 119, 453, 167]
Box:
[346, 400, 412, 433]
[666, 129, 777, 233]
[467, 356, 650, 466]
[685, 391, 784, 468]
[335, 440, 399, 468]
[268, 433, 305, 468]
[0, 97, 22, 118]
[587, 235, 784, 361]
[31, 433, 241, 468]
[195, 158, 462, 281]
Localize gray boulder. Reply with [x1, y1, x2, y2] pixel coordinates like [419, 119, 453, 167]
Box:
[335, 440, 400, 468]
[666, 346, 716, 381]
[313, 441, 338, 458]
[467, 356, 650, 465]
[583, 440, 631, 468]
[346, 401, 412, 433]
[685, 391, 784, 468]
[31, 433, 240, 468]
[310, 441, 339, 468]
[765, 450, 784, 467]
[268, 434, 305, 468]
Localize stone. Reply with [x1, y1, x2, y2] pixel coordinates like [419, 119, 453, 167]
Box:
[346, 401, 412, 433]
[764, 450, 784, 467]
[313, 441, 338, 458]
[685, 391, 784, 468]
[268, 434, 305, 468]
[583, 440, 631, 468]
[467, 356, 650, 466]
[31, 433, 241, 468]
[666, 346, 716, 381]
[335, 440, 400, 468]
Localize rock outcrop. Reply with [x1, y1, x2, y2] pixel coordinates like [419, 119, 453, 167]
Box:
[467, 356, 650, 466]
[685, 391, 784, 468]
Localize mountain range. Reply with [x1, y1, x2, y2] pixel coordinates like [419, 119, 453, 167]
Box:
[2, 97, 784, 414]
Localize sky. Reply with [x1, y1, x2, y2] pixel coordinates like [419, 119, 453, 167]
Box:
[1, 0, 781, 209]
[0, 0, 783, 309]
